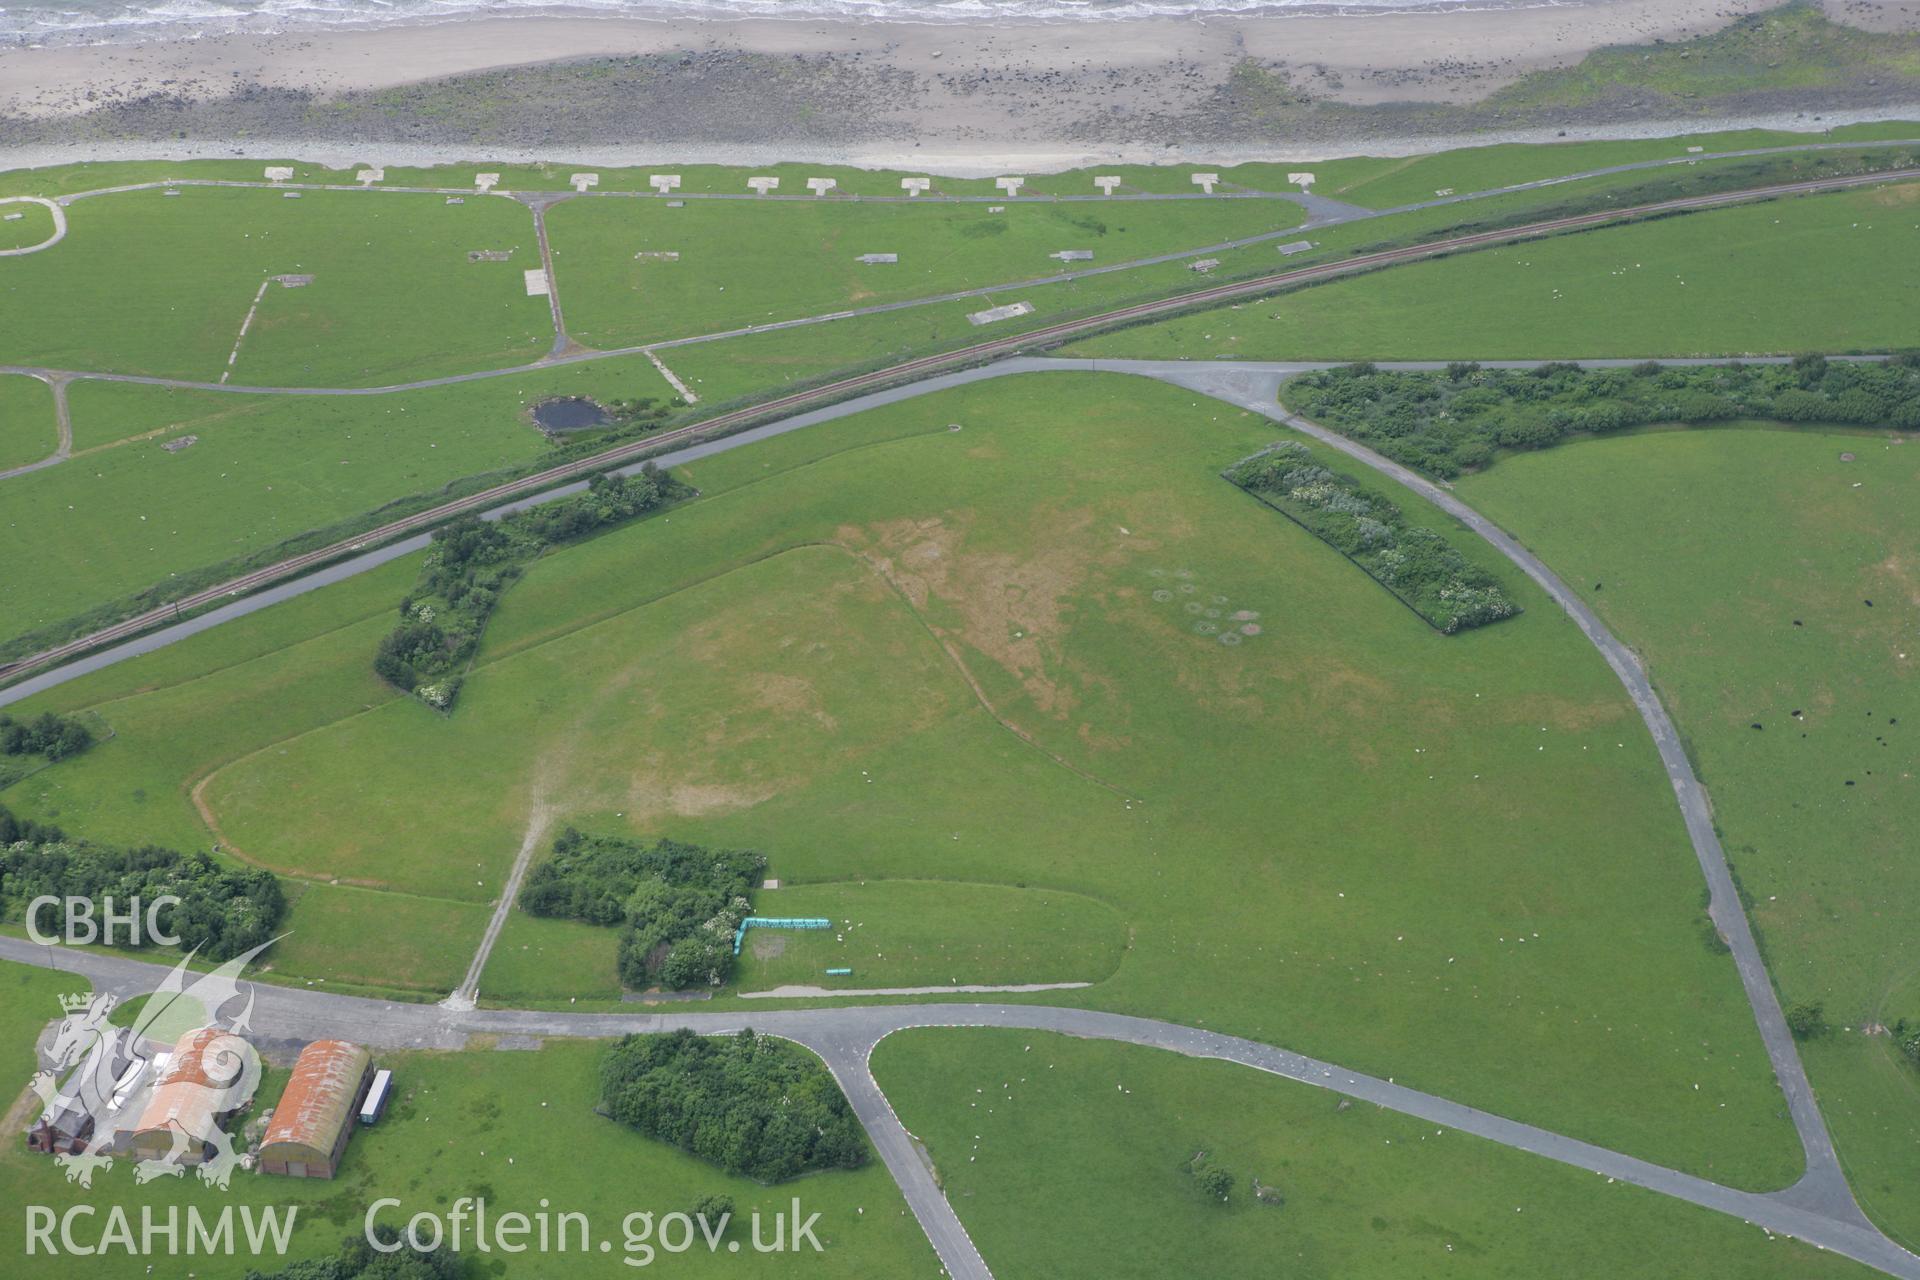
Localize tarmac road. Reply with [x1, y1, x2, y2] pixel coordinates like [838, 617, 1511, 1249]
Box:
[4, 936, 1917, 1280]
[4, 356, 1918, 1276]
[6, 165, 1915, 692]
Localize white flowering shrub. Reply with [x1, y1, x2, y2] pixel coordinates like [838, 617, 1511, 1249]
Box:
[1226, 444, 1519, 634]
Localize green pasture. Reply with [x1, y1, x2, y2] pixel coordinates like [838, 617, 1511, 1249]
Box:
[662, 158, 1920, 410]
[0, 557, 498, 998]
[0, 200, 57, 251]
[1, 959, 79, 1068]
[545, 194, 1305, 349]
[1457, 424, 1920, 1243]
[0, 373, 54, 470]
[482, 910, 624, 1002]
[0, 186, 550, 384]
[1488, 3, 1920, 114]
[1283, 121, 1920, 210]
[0, 962, 936, 1279]
[873, 1028, 1874, 1280]
[732, 881, 1128, 992]
[483, 877, 1128, 1003]
[0, 353, 678, 652]
[11, 370, 1788, 1183]
[1068, 180, 1920, 361]
[268, 881, 490, 997]
[8, 118, 1914, 206]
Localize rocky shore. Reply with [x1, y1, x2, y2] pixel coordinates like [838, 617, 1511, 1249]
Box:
[2, 2, 1919, 169]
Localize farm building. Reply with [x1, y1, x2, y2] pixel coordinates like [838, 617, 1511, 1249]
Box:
[129, 1027, 255, 1165]
[28, 1026, 140, 1154]
[258, 1040, 373, 1179]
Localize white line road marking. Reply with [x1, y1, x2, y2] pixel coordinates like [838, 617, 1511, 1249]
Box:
[220, 279, 274, 385]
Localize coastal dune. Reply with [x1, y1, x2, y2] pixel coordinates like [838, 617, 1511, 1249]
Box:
[2, 0, 1919, 169]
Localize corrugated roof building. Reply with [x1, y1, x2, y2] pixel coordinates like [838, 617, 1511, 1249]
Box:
[258, 1040, 372, 1179]
[130, 1027, 252, 1165]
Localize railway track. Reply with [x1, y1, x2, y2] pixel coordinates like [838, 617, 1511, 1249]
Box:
[6, 164, 1914, 687]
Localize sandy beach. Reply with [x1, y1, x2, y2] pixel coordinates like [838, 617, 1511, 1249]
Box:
[1, 0, 1918, 168]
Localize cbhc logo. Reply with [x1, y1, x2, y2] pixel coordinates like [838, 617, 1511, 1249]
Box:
[26, 896, 183, 946]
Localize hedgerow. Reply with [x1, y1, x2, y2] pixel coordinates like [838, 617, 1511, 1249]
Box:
[1282, 355, 1920, 478]
[374, 466, 686, 708]
[1225, 442, 1519, 634]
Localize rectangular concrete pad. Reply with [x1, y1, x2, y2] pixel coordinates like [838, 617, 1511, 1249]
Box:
[967, 301, 1034, 325]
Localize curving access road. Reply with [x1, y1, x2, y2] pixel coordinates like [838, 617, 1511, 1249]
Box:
[6, 354, 1920, 1276]
[6, 164, 1919, 692]
[5, 932, 1917, 1280]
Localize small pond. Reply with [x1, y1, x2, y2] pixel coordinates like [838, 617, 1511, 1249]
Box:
[532, 396, 610, 432]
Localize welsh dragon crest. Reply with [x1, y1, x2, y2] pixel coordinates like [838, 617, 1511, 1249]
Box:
[30, 939, 276, 1191]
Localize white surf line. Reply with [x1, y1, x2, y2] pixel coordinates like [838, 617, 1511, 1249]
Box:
[220, 279, 273, 385]
[645, 348, 698, 404]
[741, 981, 1090, 999]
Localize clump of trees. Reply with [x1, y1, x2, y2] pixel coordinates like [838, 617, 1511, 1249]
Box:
[1226, 441, 1519, 634]
[1186, 1149, 1237, 1204]
[601, 1029, 868, 1182]
[518, 828, 764, 990]
[374, 466, 684, 708]
[1283, 355, 1920, 479]
[1891, 1018, 1920, 1070]
[1785, 1001, 1828, 1039]
[0, 804, 285, 960]
[607, 395, 684, 429]
[247, 1230, 463, 1279]
[0, 711, 94, 762]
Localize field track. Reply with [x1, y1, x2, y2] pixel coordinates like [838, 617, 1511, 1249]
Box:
[5, 163, 1915, 686]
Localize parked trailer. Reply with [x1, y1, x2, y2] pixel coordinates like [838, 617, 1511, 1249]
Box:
[358, 1069, 393, 1125]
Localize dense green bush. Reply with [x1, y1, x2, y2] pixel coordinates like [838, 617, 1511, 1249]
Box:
[375, 466, 683, 707]
[0, 804, 285, 959]
[1225, 442, 1518, 633]
[601, 1029, 868, 1182]
[0, 711, 94, 761]
[519, 828, 764, 989]
[246, 1230, 464, 1280]
[1894, 1018, 1920, 1070]
[1283, 356, 1920, 478]
[1785, 1000, 1828, 1040]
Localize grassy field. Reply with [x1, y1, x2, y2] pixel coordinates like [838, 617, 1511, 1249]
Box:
[2, 119, 1915, 203]
[732, 881, 1129, 992]
[0, 353, 679, 653]
[0, 199, 57, 251]
[0, 556, 496, 998]
[545, 195, 1305, 350]
[0, 960, 937, 1279]
[1456, 424, 1920, 1246]
[1282, 121, 1920, 210]
[1, 370, 1804, 1183]
[0, 186, 551, 384]
[1067, 180, 1920, 361]
[11, 143, 1916, 659]
[0, 372, 54, 470]
[483, 878, 1128, 1001]
[873, 1028, 1875, 1280]
[1488, 3, 1920, 114]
